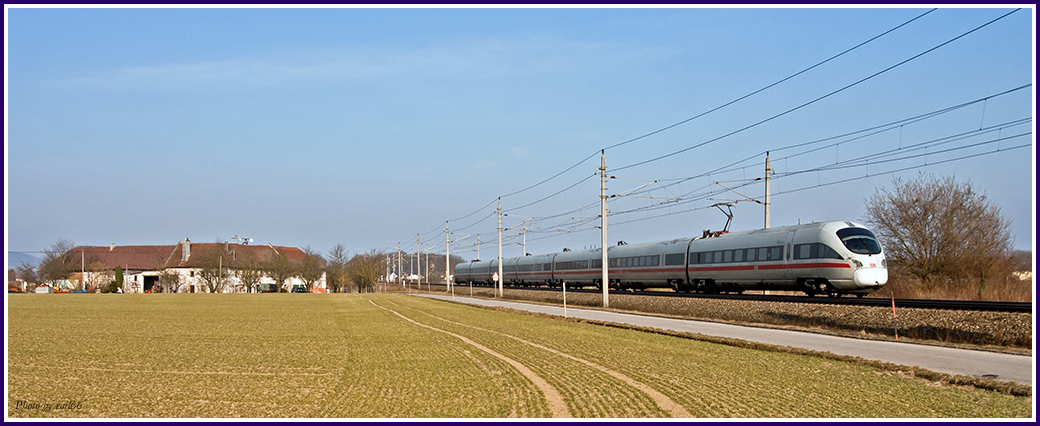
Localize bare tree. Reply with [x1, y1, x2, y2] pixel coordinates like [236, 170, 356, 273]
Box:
[263, 251, 296, 292]
[157, 268, 182, 293]
[346, 250, 384, 293]
[195, 244, 231, 293]
[296, 247, 325, 291]
[863, 173, 1015, 298]
[234, 251, 266, 293]
[324, 244, 350, 293]
[38, 238, 75, 286]
[83, 261, 113, 293]
[15, 262, 40, 291]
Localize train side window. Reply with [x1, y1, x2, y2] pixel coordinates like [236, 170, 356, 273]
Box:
[757, 248, 767, 261]
[767, 246, 782, 261]
[796, 244, 811, 260]
[723, 250, 732, 263]
[819, 244, 843, 259]
[666, 253, 684, 265]
[703, 252, 712, 264]
[746, 248, 756, 262]
[714, 251, 723, 263]
[650, 255, 660, 266]
[734, 250, 744, 262]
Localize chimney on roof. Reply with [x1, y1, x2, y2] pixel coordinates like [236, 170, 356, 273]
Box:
[182, 238, 191, 262]
[110, 243, 115, 251]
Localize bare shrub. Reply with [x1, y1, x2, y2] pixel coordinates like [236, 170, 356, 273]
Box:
[863, 173, 1018, 300]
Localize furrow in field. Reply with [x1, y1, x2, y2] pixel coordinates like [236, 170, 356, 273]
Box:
[403, 304, 691, 418]
[366, 299, 571, 418]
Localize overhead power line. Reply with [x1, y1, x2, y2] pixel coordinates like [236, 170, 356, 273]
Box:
[601, 8, 938, 153]
[398, 9, 1022, 251]
[412, 8, 942, 242]
[612, 8, 1022, 173]
[620, 83, 1031, 199]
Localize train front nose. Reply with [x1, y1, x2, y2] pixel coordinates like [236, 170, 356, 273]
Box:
[853, 266, 888, 288]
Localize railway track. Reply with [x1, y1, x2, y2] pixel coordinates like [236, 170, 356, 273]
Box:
[423, 283, 1032, 313]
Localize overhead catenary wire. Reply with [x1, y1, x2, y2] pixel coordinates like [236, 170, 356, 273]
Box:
[618, 83, 1031, 199]
[600, 8, 939, 154]
[612, 8, 1022, 174]
[454, 68, 1031, 248]
[442, 105, 1032, 252]
[396, 10, 946, 246]
[396, 9, 1024, 256]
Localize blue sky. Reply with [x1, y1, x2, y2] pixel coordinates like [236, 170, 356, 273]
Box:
[4, 6, 1035, 264]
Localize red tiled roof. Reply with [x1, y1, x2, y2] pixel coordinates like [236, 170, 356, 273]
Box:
[67, 245, 178, 270]
[65, 242, 314, 271]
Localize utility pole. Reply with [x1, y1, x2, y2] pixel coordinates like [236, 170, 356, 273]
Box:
[497, 197, 504, 298]
[600, 150, 609, 308]
[397, 243, 402, 288]
[411, 234, 416, 288]
[476, 234, 480, 260]
[522, 219, 528, 255]
[445, 222, 451, 293]
[765, 151, 773, 229]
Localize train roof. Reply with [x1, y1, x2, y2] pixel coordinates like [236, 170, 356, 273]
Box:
[467, 221, 868, 261]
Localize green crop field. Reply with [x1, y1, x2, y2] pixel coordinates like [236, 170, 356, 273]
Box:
[6, 293, 1032, 418]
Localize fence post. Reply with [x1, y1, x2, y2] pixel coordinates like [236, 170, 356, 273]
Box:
[891, 292, 899, 340]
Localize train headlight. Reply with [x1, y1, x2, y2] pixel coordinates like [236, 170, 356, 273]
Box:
[852, 259, 863, 268]
[882, 259, 887, 268]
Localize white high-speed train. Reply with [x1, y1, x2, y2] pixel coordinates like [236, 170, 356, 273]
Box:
[453, 221, 888, 297]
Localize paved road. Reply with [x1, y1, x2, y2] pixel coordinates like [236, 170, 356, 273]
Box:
[416, 294, 1034, 387]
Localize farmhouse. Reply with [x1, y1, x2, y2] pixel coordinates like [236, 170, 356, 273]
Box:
[65, 239, 325, 293]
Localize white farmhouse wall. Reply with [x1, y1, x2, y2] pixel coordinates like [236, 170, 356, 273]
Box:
[84, 268, 326, 293]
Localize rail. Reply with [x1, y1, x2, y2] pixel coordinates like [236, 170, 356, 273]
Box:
[423, 283, 1032, 313]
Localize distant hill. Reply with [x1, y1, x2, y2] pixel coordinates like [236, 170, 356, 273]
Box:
[7, 252, 42, 268]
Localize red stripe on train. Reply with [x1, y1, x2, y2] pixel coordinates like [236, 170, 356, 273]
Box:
[755, 262, 851, 270]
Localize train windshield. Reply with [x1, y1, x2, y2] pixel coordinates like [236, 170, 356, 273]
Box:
[836, 227, 882, 255]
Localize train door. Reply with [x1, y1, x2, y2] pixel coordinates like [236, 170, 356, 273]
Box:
[784, 230, 797, 281]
